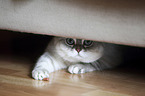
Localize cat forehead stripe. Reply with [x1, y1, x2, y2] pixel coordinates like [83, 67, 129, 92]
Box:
[76, 39, 82, 44]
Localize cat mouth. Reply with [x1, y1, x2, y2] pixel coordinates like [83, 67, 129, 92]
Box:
[76, 54, 82, 57]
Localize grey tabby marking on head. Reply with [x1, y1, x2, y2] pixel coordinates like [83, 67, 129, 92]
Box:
[32, 37, 122, 80]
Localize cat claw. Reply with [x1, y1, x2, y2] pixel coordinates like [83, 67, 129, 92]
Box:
[32, 70, 49, 80]
[43, 78, 49, 81]
[68, 64, 86, 74]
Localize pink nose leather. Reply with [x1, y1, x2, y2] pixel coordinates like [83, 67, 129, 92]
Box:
[76, 48, 81, 53]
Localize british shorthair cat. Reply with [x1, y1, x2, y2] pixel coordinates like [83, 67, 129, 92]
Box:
[32, 37, 122, 80]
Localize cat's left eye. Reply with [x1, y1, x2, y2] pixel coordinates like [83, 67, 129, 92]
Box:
[83, 40, 93, 47]
[66, 38, 75, 45]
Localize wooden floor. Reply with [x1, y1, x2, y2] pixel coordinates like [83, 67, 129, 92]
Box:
[0, 55, 145, 96]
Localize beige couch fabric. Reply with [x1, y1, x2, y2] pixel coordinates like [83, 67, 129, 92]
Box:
[0, 0, 145, 47]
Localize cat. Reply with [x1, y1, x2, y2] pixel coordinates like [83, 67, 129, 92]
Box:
[32, 37, 122, 80]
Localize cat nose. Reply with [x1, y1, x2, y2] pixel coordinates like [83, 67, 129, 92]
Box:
[75, 48, 82, 53]
[75, 45, 82, 53]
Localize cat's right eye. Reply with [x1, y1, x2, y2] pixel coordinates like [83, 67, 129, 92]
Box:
[83, 40, 93, 47]
[66, 38, 75, 45]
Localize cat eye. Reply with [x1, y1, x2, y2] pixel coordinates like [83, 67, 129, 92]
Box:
[66, 38, 75, 45]
[83, 40, 93, 47]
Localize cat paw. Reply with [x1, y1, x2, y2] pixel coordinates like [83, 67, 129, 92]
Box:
[68, 64, 86, 74]
[32, 69, 49, 80]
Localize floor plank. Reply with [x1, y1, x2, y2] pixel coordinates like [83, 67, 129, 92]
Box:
[0, 56, 145, 96]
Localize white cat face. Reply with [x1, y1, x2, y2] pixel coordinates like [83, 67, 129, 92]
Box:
[55, 37, 104, 63]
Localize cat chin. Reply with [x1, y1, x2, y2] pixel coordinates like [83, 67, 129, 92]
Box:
[60, 53, 100, 63]
[79, 57, 100, 63]
[63, 57, 99, 63]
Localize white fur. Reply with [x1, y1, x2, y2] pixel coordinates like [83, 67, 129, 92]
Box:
[32, 37, 121, 80]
